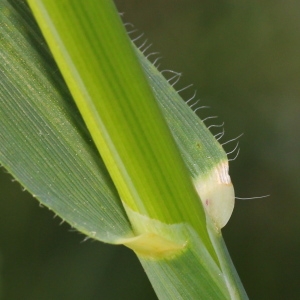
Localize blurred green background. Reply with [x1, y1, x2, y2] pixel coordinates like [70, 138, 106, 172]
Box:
[1, 0, 299, 299]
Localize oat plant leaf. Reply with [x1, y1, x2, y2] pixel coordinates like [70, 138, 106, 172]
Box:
[0, 0, 248, 299]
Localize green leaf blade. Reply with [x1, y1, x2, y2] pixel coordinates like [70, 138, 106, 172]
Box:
[0, 0, 133, 243]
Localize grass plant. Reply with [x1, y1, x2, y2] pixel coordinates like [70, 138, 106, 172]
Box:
[0, 0, 248, 298]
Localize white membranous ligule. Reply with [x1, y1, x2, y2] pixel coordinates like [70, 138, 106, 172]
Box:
[193, 161, 235, 229]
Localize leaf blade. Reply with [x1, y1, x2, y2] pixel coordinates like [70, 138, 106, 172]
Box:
[0, 0, 133, 243]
